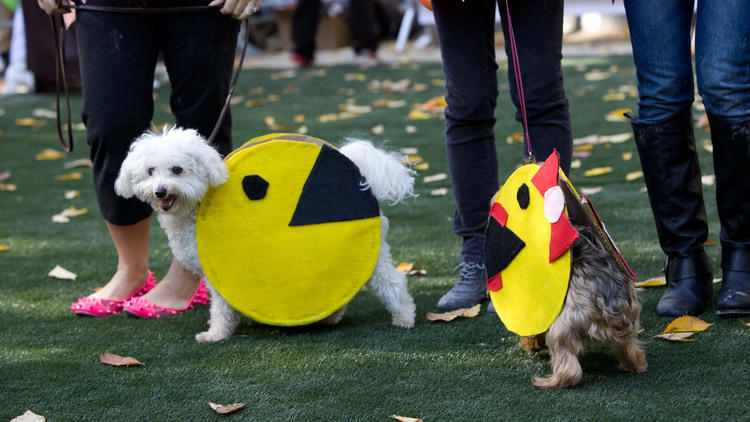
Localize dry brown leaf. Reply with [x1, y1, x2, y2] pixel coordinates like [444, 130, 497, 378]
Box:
[704, 239, 719, 246]
[654, 332, 696, 342]
[662, 316, 714, 334]
[430, 187, 449, 197]
[0, 170, 10, 181]
[390, 416, 423, 422]
[506, 131, 524, 144]
[396, 262, 414, 274]
[99, 352, 144, 367]
[208, 402, 246, 415]
[54, 172, 83, 181]
[0, 183, 18, 192]
[423, 173, 448, 183]
[407, 269, 427, 276]
[584, 167, 613, 177]
[36, 148, 66, 160]
[10, 410, 46, 422]
[48, 265, 77, 280]
[634, 276, 666, 288]
[426, 304, 481, 322]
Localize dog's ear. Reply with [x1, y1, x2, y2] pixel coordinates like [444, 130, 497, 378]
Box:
[196, 141, 229, 188]
[114, 136, 149, 199]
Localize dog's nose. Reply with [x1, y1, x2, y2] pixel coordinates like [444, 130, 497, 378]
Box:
[154, 186, 168, 199]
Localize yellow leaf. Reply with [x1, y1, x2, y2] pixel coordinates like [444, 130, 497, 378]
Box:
[574, 144, 594, 152]
[339, 103, 372, 114]
[423, 173, 448, 183]
[654, 332, 696, 342]
[585, 69, 611, 81]
[740, 320, 750, 328]
[390, 416, 423, 422]
[622, 152, 633, 161]
[403, 155, 423, 165]
[249, 86, 264, 95]
[702, 140, 713, 153]
[414, 162, 430, 171]
[430, 187, 449, 196]
[506, 131, 524, 144]
[0, 183, 18, 192]
[431, 78, 446, 87]
[395, 262, 414, 273]
[634, 276, 666, 288]
[35, 148, 66, 160]
[270, 69, 297, 80]
[62, 206, 88, 217]
[584, 167, 613, 177]
[64, 190, 80, 199]
[407, 110, 432, 120]
[244, 99, 265, 108]
[99, 352, 144, 367]
[16, 117, 45, 128]
[293, 114, 305, 123]
[662, 316, 714, 334]
[603, 92, 626, 101]
[626, 171, 643, 181]
[0, 245, 9, 251]
[426, 304, 481, 322]
[344, 72, 367, 82]
[54, 172, 83, 181]
[605, 108, 632, 122]
[48, 265, 77, 280]
[10, 410, 46, 422]
[208, 402, 245, 415]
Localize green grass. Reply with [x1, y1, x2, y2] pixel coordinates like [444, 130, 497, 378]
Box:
[2, 55, 749, 421]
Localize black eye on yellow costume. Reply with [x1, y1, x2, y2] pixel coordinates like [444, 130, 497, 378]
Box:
[196, 134, 382, 326]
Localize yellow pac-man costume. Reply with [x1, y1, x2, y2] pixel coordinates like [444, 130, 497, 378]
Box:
[195, 134, 381, 326]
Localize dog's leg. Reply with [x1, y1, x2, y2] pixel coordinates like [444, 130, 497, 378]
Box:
[615, 332, 648, 373]
[319, 305, 347, 325]
[520, 334, 547, 353]
[366, 216, 416, 328]
[532, 319, 583, 389]
[195, 279, 241, 343]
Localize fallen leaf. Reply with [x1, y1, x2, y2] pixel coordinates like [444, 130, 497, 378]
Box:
[339, 103, 372, 114]
[702, 175, 715, 186]
[654, 332, 696, 342]
[626, 171, 643, 181]
[36, 148, 66, 160]
[296, 125, 308, 134]
[304, 69, 326, 78]
[0, 170, 10, 181]
[270, 69, 297, 80]
[208, 402, 245, 415]
[570, 159, 582, 169]
[407, 269, 427, 276]
[414, 163, 429, 171]
[431, 78, 446, 87]
[405, 125, 418, 133]
[293, 114, 305, 123]
[345, 72, 367, 82]
[574, 144, 594, 152]
[695, 113, 709, 128]
[390, 416, 423, 422]
[10, 410, 46, 422]
[622, 152, 633, 161]
[579, 186, 603, 196]
[65, 190, 80, 199]
[53, 206, 88, 223]
[430, 187, 449, 196]
[16, 117, 45, 128]
[403, 155, 423, 165]
[407, 110, 433, 120]
[396, 262, 414, 273]
[584, 167, 613, 177]
[603, 92, 626, 101]
[0, 245, 9, 252]
[99, 352, 144, 367]
[33, 108, 57, 119]
[426, 304, 481, 322]
[662, 316, 714, 334]
[701, 140, 713, 153]
[600, 133, 632, 143]
[704, 239, 718, 246]
[229, 95, 245, 105]
[52, 214, 70, 223]
[634, 276, 666, 288]
[244, 99, 265, 108]
[63, 158, 93, 169]
[740, 320, 750, 328]
[584, 69, 611, 81]
[423, 173, 448, 183]
[48, 265, 77, 280]
[573, 150, 592, 158]
[605, 108, 632, 122]
[0, 183, 18, 192]
[54, 172, 83, 181]
[506, 131, 524, 144]
[370, 124, 384, 135]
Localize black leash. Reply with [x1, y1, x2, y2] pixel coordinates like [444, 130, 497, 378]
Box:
[50, 2, 250, 151]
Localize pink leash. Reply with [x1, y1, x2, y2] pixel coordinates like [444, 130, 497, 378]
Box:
[503, 0, 533, 162]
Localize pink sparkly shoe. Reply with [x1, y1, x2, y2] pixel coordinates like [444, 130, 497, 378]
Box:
[121, 280, 210, 318]
[71, 271, 156, 317]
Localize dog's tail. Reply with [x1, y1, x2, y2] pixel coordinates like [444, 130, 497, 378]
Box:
[340, 138, 416, 205]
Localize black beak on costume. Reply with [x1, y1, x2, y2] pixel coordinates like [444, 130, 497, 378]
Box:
[288, 144, 379, 227]
[485, 217, 526, 282]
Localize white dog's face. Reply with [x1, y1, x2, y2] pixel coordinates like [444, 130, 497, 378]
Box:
[115, 127, 229, 216]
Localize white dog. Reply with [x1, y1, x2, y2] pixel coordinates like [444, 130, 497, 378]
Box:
[114, 127, 416, 342]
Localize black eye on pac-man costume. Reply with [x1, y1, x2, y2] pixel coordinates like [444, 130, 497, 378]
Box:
[485, 151, 636, 336]
[196, 134, 381, 326]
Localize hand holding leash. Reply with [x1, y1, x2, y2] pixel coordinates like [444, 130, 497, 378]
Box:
[209, 0, 261, 20]
[38, 0, 71, 14]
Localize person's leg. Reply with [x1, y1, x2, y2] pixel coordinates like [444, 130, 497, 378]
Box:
[291, 0, 320, 64]
[347, 0, 379, 55]
[75, 11, 158, 301]
[432, 0, 499, 309]
[136, 12, 239, 309]
[498, 0, 572, 173]
[695, 0, 750, 315]
[625, 0, 712, 316]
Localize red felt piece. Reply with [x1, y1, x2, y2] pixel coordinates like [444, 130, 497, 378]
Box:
[487, 272, 503, 291]
[489, 201, 509, 226]
[531, 150, 559, 196]
[548, 216, 580, 262]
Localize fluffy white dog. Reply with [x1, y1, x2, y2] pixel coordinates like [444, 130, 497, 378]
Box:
[114, 127, 416, 342]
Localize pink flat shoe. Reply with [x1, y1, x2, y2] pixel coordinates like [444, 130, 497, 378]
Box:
[71, 271, 156, 317]
[121, 280, 210, 318]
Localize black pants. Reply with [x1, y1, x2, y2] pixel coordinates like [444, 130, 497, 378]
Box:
[76, 7, 239, 225]
[433, 0, 572, 263]
[291, 0, 379, 61]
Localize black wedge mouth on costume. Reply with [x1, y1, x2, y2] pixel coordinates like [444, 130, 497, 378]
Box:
[159, 195, 177, 211]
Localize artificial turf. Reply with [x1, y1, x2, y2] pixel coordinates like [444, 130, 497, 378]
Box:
[2, 54, 749, 421]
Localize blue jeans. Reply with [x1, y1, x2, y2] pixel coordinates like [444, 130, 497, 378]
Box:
[432, 0, 572, 263]
[625, 0, 750, 123]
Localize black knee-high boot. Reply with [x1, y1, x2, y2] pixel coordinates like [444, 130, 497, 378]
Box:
[708, 114, 750, 316]
[629, 107, 713, 317]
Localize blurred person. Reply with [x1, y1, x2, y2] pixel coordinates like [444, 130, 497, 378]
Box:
[624, 0, 750, 317]
[431, 0, 573, 310]
[36, 0, 258, 317]
[291, 0, 380, 68]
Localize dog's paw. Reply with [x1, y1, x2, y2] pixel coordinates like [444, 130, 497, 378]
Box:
[195, 330, 231, 343]
[392, 314, 415, 328]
